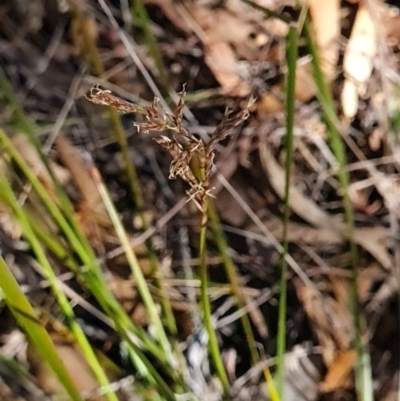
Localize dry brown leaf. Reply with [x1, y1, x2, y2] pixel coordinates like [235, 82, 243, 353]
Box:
[258, 59, 316, 106]
[363, 164, 400, 221]
[320, 349, 357, 392]
[28, 336, 107, 401]
[257, 90, 283, 115]
[191, 6, 251, 96]
[308, 0, 340, 82]
[357, 262, 385, 303]
[156, 1, 253, 96]
[145, 0, 193, 33]
[384, 14, 400, 46]
[368, 127, 384, 151]
[190, 5, 263, 62]
[55, 134, 111, 228]
[144, 1, 297, 97]
[329, 275, 351, 316]
[295, 61, 317, 101]
[216, 181, 249, 227]
[348, 183, 382, 214]
[341, 5, 377, 118]
[107, 272, 136, 306]
[294, 278, 353, 364]
[143, 1, 250, 95]
[203, 40, 250, 96]
[12, 133, 70, 190]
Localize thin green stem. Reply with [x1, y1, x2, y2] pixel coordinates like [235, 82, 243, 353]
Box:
[276, 24, 297, 396]
[131, 0, 170, 96]
[191, 150, 231, 395]
[208, 200, 281, 400]
[0, 67, 35, 135]
[304, 16, 373, 401]
[198, 205, 230, 396]
[207, 201, 259, 365]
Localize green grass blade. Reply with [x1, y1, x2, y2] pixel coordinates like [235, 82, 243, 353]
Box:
[0, 256, 84, 401]
[198, 203, 230, 396]
[276, 24, 297, 397]
[303, 16, 373, 401]
[208, 201, 259, 365]
[208, 200, 280, 401]
[89, 165, 172, 361]
[131, 0, 170, 96]
[0, 67, 35, 135]
[0, 173, 120, 401]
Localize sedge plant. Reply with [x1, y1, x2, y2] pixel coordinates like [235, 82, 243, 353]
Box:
[86, 85, 252, 397]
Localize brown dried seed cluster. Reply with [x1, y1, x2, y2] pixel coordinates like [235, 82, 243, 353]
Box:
[86, 86, 250, 214]
[86, 86, 145, 114]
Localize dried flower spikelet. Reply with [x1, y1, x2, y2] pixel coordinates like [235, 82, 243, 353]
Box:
[170, 85, 186, 128]
[206, 107, 251, 156]
[86, 85, 144, 114]
[86, 84, 251, 213]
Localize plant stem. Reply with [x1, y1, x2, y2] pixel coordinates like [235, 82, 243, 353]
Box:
[276, 24, 297, 396]
[199, 199, 230, 396]
[304, 16, 373, 401]
[207, 201, 259, 365]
